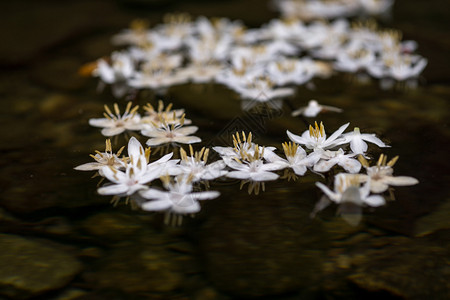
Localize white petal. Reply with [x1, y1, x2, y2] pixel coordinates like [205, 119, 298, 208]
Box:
[292, 165, 307, 176]
[315, 182, 340, 202]
[141, 199, 172, 211]
[286, 130, 308, 145]
[128, 137, 144, 161]
[89, 118, 113, 128]
[191, 191, 220, 200]
[101, 127, 125, 137]
[314, 159, 337, 173]
[74, 162, 102, 171]
[361, 134, 390, 148]
[140, 188, 168, 200]
[386, 176, 419, 187]
[173, 136, 201, 144]
[338, 158, 362, 174]
[369, 180, 389, 193]
[227, 171, 250, 180]
[172, 201, 201, 214]
[146, 137, 172, 146]
[324, 122, 350, 146]
[251, 171, 279, 181]
[364, 195, 386, 207]
[349, 137, 368, 154]
[175, 126, 199, 136]
[98, 184, 128, 195]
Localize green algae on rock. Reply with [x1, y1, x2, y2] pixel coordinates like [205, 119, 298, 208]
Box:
[0, 234, 82, 299]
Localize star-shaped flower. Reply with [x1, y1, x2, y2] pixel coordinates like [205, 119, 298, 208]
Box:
[342, 127, 389, 155]
[74, 139, 126, 174]
[97, 137, 176, 196]
[359, 154, 419, 193]
[291, 100, 343, 117]
[140, 175, 220, 215]
[287, 121, 349, 151]
[313, 148, 361, 173]
[89, 102, 142, 137]
[141, 114, 201, 146]
[264, 142, 320, 176]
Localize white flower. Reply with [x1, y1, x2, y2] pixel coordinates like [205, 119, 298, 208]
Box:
[94, 51, 135, 98]
[225, 145, 281, 182]
[97, 137, 174, 196]
[232, 76, 295, 102]
[177, 146, 228, 181]
[89, 102, 142, 137]
[140, 101, 190, 126]
[140, 175, 220, 214]
[315, 173, 376, 205]
[313, 148, 361, 174]
[95, 51, 135, 84]
[314, 173, 385, 225]
[176, 63, 223, 83]
[292, 100, 343, 117]
[342, 127, 390, 155]
[334, 47, 376, 73]
[287, 121, 349, 151]
[74, 139, 126, 174]
[212, 131, 276, 161]
[128, 54, 187, 90]
[141, 114, 201, 146]
[266, 58, 315, 86]
[264, 142, 320, 176]
[360, 154, 419, 193]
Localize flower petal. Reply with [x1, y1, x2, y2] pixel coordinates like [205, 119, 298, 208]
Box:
[98, 183, 128, 195]
[286, 130, 308, 145]
[191, 191, 220, 200]
[251, 171, 279, 181]
[173, 136, 201, 144]
[176, 126, 199, 136]
[364, 195, 386, 207]
[141, 199, 172, 211]
[146, 137, 171, 146]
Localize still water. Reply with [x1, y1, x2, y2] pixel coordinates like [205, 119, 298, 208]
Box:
[0, 0, 449, 299]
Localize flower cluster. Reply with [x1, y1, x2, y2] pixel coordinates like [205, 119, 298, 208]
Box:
[274, 0, 394, 21]
[89, 101, 201, 146]
[76, 100, 418, 225]
[88, 9, 426, 105]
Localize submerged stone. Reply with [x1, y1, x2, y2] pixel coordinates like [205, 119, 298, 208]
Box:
[84, 242, 183, 294]
[0, 234, 82, 299]
[199, 185, 326, 297]
[348, 236, 450, 300]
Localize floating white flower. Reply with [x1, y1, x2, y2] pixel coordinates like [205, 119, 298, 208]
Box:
[233, 76, 295, 102]
[315, 173, 380, 206]
[74, 139, 126, 174]
[140, 101, 190, 126]
[359, 154, 419, 193]
[266, 58, 316, 86]
[98, 137, 174, 196]
[225, 144, 281, 182]
[128, 54, 187, 90]
[287, 121, 349, 151]
[141, 114, 201, 146]
[177, 145, 228, 181]
[265, 142, 320, 176]
[213, 131, 276, 161]
[140, 175, 220, 215]
[89, 102, 142, 137]
[342, 127, 390, 155]
[313, 148, 361, 173]
[314, 173, 385, 225]
[292, 100, 343, 117]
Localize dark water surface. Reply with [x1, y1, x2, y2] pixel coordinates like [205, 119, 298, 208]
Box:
[1, 0, 449, 299]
